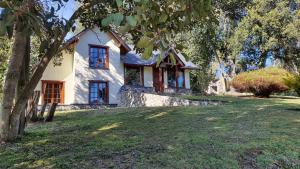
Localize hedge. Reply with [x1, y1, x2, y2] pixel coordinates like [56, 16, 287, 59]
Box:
[231, 68, 290, 97]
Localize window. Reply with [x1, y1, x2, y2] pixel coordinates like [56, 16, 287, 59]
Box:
[124, 66, 144, 86]
[167, 68, 177, 88]
[167, 67, 185, 89]
[89, 45, 109, 69]
[89, 81, 109, 104]
[42, 81, 64, 104]
[178, 71, 185, 88]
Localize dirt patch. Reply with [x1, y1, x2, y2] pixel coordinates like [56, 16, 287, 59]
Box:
[238, 148, 263, 169]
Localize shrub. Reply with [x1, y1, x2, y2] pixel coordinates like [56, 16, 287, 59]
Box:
[231, 68, 290, 97]
[284, 71, 300, 96]
[191, 70, 214, 94]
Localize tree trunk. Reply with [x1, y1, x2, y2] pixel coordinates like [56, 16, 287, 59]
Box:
[0, 29, 27, 142]
[17, 36, 30, 136]
[215, 50, 227, 94]
[45, 103, 57, 122]
[38, 102, 47, 119]
[0, 0, 79, 142]
[8, 41, 62, 141]
[28, 91, 40, 122]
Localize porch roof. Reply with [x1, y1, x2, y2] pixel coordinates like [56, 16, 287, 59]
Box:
[121, 48, 199, 69]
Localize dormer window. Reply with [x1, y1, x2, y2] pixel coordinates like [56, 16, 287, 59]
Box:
[89, 45, 109, 69]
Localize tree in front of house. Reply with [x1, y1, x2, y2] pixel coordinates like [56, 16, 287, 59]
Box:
[0, 37, 11, 97]
[0, 0, 212, 142]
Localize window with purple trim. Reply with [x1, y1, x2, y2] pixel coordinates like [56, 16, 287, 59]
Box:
[89, 45, 109, 69]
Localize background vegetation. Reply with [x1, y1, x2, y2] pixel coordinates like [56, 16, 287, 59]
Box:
[231, 68, 290, 97]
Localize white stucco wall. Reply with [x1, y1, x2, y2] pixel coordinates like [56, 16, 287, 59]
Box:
[185, 70, 191, 89]
[144, 67, 153, 87]
[164, 70, 168, 88]
[73, 28, 124, 104]
[35, 51, 75, 104]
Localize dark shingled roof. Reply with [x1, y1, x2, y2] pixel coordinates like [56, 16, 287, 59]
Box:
[121, 48, 199, 69]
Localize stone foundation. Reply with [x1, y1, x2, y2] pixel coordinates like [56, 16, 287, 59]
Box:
[38, 104, 118, 111]
[119, 86, 223, 107]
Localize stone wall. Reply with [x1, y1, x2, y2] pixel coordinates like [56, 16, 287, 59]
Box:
[119, 86, 223, 107]
[38, 104, 118, 111]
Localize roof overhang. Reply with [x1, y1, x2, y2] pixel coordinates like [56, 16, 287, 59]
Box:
[66, 28, 131, 54]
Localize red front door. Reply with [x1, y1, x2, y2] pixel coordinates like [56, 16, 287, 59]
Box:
[153, 67, 164, 93]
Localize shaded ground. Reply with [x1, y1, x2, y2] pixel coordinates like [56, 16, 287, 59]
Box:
[0, 96, 300, 169]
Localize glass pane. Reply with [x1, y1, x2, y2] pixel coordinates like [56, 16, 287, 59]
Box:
[90, 47, 107, 68]
[178, 71, 184, 88]
[90, 48, 98, 68]
[53, 84, 61, 103]
[89, 82, 107, 104]
[125, 67, 141, 86]
[167, 68, 176, 88]
[98, 83, 106, 103]
[44, 84, 52, 103]
[44, 83, 62, 103]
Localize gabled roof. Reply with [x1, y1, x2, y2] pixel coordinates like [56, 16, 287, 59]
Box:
[66, 29, 131, 54]
[121, 48, 199, 69]
[67, 28, 198, 69]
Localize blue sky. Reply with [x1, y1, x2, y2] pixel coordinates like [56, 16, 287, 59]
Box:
[55, 0, 79, 39]
[56, 0, 77, 20]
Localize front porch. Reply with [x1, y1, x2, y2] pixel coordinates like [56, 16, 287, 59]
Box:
[123, 52, 195, 94]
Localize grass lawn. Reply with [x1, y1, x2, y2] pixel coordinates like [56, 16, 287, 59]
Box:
[1, 96, 300, 169]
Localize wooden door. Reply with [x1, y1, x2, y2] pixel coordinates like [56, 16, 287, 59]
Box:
[153, 67, 164, 93]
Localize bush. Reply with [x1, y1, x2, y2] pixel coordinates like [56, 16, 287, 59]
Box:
[191, 70, 214, 94]
[284, 71, 300, 96]
[231, 68, 290, 97]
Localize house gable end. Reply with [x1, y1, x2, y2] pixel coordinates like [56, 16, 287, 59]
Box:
[67, 28, 130, 54]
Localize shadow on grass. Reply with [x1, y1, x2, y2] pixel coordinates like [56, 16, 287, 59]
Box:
[1, 98, 300, 169]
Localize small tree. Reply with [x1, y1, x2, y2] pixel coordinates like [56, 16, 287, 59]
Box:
[284, 72, 300, 96]
[231, 68, 290, 97]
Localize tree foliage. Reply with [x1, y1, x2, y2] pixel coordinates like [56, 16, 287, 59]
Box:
[180, 23, 215, 93]
[173, 0, 252, 93]
[229, 0, 300, 72]
[78, 0, 212, 59]
[231, 67, 290, 97]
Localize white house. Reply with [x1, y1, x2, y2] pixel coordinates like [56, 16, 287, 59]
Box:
[35, 28, 198, 106]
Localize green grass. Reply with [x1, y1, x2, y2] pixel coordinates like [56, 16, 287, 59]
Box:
[1, 96, 300, 169]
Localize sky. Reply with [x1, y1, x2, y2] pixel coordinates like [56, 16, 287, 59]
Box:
[55, 0, 79, 39]
[56, 0, 77, 20]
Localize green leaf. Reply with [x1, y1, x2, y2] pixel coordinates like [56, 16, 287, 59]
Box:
[119, 24, 131, 33]
[101, 17, 111, 27]
[101, 13, 124, 27]
[116, 0, 123, 7]
[142, 45, 153, 59]
[169, 52, 176, 64]
[159, 13, 168, 23]
[160, 38, 169, 49]
[126, 16, 137, 27]
[112, 13, 124, 26]
[137, 37, 152, 48]
[0, 21, 7, 37]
